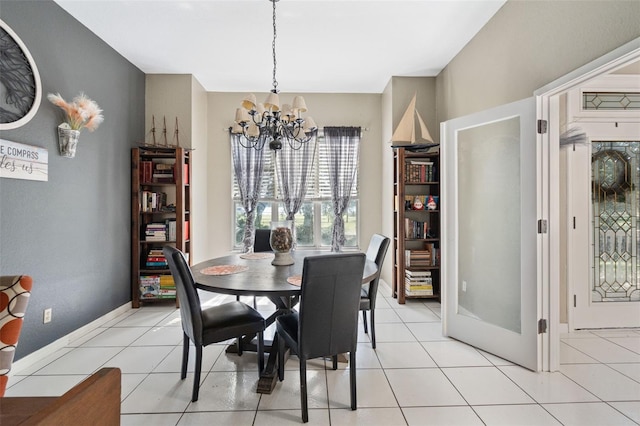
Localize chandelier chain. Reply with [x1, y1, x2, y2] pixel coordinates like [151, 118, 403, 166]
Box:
[271, 0, 278, 92]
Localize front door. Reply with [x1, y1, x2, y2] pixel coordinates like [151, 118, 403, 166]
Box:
[442, 97, 540, 371]
[568, 121, 640, 329]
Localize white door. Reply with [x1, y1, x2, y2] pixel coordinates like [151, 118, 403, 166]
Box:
[442, 97, 541, 371]
[569, 121, 640, 329]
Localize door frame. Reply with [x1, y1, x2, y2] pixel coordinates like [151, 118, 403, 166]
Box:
[535, 37, 640, 371]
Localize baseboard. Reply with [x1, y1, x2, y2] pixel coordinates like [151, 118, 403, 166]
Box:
[11, 302, 132, 375]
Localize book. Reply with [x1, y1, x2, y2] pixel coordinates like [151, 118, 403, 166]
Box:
[167, 220, 177, 241]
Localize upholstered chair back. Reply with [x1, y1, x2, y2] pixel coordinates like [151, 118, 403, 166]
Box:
[0, 275, 33, 396]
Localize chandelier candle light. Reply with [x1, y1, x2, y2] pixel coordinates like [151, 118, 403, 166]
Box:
[231, 0, 317, 151]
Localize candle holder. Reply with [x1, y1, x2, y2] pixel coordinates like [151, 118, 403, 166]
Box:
[270, 220, 294, 266]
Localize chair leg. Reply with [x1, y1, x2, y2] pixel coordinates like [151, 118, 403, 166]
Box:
[370, 309, 376, 349]
[257, 331, 265, 374]
[332, 355, 338, 370]
[277, 334, 285, 381]
[362, 310, 368, 334]
[192, 345, 203, 402]
[349, 350, 357, 411]
[181, 333, 189, 380]
[300, 358, 308, 423]
[237, 336, 243, 356]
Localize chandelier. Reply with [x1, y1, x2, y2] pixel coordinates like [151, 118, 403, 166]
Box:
[231, 0, 317, 151]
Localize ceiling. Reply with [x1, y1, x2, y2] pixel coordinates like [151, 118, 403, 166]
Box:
[54, 0, 506, 94]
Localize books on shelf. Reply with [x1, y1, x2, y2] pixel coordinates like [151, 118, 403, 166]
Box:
[183, 220, 190, 240]
[153, 162, 174, 182]
[168, 220, 177, 241]
[145, 248, 168, 268]
[405, 269, 433, 296]
[405, 245, 438, 267]
[404, 218, 430, 239]
[141, 191, 167, 212]
[144, 219, 182, 242]
[140, 274, 176, 299]
[140, 161, 153, 183]
[405, 160, 435, 183]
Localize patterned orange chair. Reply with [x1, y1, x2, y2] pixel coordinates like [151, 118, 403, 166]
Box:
[0, 275, 33, 397]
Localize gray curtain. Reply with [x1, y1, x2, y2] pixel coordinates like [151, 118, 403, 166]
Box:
[231, 132, 266, 252]
[324, 126, 361, 251]
[275, 132, 318, 248]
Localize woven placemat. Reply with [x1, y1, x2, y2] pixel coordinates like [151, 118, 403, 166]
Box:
[200, 265, 249, 276]
[239, 252, 273, 260]
[287, 275, 302, 286]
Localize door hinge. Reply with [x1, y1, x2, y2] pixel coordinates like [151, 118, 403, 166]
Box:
[538, 219, 548, 234]
[538, 318, 548, 334]
[574, 294, 577, 308]
[537, 119, 548, 134]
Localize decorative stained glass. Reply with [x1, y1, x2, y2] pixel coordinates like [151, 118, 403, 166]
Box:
[583, 92, 640, 110]
[591, 141, 640, 302]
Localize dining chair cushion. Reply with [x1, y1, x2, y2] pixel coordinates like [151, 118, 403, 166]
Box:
[201, 302, 265, 344]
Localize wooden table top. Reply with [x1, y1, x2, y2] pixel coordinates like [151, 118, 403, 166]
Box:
[191, 250, 377, 297]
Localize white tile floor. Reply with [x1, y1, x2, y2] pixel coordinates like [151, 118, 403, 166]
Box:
[6, 282, 640, 425]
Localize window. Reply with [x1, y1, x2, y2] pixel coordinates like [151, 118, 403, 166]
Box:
[233, 133, 359, 249]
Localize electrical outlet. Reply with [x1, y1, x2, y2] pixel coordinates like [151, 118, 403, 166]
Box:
[462, 281, 467, 292]
[43, 308, 52, 324]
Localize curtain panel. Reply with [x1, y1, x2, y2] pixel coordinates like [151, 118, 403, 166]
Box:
[275, 132, 318, 247]
[231, 132, 266, 252]
[323, 126, 361, 251]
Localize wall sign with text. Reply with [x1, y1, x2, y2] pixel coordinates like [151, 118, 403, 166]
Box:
[0, 139, 48, 181]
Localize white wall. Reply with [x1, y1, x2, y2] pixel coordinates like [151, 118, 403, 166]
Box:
[436, 0, 640, 121]
[145, 74, 209, 263]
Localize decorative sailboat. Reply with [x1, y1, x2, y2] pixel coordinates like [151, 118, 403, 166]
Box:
[391, 93, 438, 151]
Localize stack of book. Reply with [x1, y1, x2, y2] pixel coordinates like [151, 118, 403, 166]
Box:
[153, 162, 174, 183]
[405, 270, 433, 296]
[145, 248, 168, 268]
[139, 275, 176, 299]
[405, 249, 432, 267]
[145, 223, 167, 241]
[158, 275, 176, 298]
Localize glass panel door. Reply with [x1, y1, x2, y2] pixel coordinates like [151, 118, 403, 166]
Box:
[442, 97, 540, 371]
[592, 142, 640, 303]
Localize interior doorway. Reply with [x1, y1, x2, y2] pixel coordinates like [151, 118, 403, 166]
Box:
[536, 37, 640, 370]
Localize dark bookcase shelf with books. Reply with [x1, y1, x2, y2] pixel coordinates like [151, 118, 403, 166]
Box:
[392, 146, 440, 304]
[131, 147, 191, 308]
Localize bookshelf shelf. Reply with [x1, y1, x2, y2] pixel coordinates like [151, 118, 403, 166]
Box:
[392, 146, 441, 304]
[131, 147, 191, 308]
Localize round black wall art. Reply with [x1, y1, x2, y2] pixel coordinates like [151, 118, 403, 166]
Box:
[0, 19, 42, 130]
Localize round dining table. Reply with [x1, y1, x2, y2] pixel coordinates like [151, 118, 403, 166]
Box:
[190, 250, 378, 394]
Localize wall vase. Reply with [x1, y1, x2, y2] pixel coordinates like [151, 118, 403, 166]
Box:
[270, 220, 294, 266]
[57, 124, 80, 158]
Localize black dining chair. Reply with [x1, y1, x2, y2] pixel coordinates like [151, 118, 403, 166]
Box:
[163, 246, 266, 402]
[253, 228, 272, 252]
[276, 253, 366, 423]
[360, 234, 390, 349]
[239, 228, 273, 307]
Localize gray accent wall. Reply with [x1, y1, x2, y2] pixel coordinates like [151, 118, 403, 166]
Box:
[0, 0, 145, 359]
